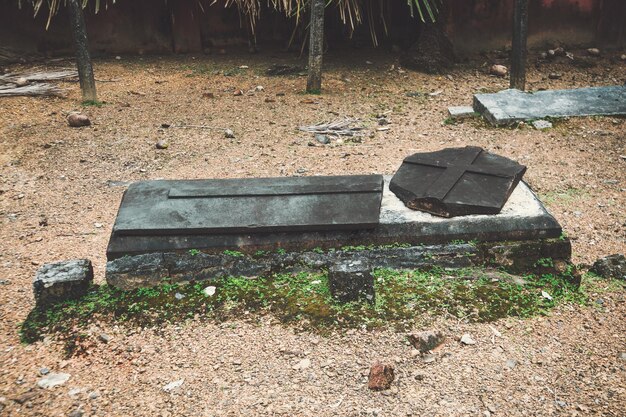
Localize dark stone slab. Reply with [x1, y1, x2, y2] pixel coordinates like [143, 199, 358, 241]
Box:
[389, 147, 526, 217]
[328, 259, 375, 303]
[112, 175, 383, 236]
[473, 86, 626, 126]
[107, 180, 561, 260]
[34, 259, 93, 307]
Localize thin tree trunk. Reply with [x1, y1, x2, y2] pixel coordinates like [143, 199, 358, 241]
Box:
[68, 0, 97, 101]
[306, 0, 325, 93]
[510, 0, 528, 90]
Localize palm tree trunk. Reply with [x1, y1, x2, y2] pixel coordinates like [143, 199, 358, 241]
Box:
[68, 0, 97, 101]
[306, 0, 325, 93]
[510, 0, 528, 91]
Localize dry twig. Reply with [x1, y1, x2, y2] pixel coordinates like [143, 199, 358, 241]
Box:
[0, 68, 77, 83]
[298, 118, 364, 137]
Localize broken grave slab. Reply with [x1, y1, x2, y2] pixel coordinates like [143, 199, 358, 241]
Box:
[473, 86, 626, 126]
[107, 179, 562, 259]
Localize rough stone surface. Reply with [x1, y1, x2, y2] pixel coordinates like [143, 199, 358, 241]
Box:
[328, 259, 374, 303]
[591, 254, 625, 281]
[408, 330, 446, 353]
[105, 253, 168, 290]
[473, 86, 626, 126]
[107, 179, 562, 259]
[389, 147, 526, 217]
[33, 259, 93, 307]
[447, 106, 476, 120]
[490, 64, 508, 77]
[106, 237, 570, 290]
[67, 113, 91, 127]
[368, 362, 395, 391]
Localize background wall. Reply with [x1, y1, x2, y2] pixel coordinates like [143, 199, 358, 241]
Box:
[0, 0, 623, 58]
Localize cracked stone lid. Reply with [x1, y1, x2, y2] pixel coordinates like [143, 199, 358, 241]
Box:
[389, 146, 526, 217]
[112, 175, 384, 236]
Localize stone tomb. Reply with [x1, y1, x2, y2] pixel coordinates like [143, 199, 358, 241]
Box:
[473, 86, 626, 126]
[106, 174, 569, 290]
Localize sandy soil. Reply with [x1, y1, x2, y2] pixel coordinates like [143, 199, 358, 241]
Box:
[0, 47, 625, 416]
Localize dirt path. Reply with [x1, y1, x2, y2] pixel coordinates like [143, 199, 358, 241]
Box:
[0, 48, 624, 416]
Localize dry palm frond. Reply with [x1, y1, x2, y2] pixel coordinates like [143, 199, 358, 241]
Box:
[0, 82, 65, 97]
[299, 118, 364, 137]
[17, 0, 441, 44]
[0, 68, 77, 82]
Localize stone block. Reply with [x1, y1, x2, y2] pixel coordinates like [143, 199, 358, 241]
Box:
[328, 259, 374, 303]
[447, 106, 476, 120]
[34, 259, 93, 307]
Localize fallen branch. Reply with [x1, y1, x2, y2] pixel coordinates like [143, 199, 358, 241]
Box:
[169, 124, 227, 130]
[298, 118, 364, 137]
[0, 83, 65, 97]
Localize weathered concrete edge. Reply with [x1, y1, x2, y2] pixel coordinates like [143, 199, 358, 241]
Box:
[106, 238, 572, 290]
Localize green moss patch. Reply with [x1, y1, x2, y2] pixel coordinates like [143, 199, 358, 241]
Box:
[22, 268, 607, 352]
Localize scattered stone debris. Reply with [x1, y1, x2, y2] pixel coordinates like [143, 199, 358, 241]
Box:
[162, 379, 184, 392]
[368, 362, 395, 391]
[39, 367, 49, 375]
[506, 359, 517, 369]
[37, 373, 70, 389]
[33, 259, 93, 307]
[548, 73, 562, 80]
[591, 254, 625, 280]
[224, 129, 235, 139]
[532, 120, 553, 130]
[587, 48, 600, 56]
[460, 334, 476, 345]
[98, 333, 111, 343]
[156, 139, 169, 149]
[68, 409, 84, 417]
[67, 113, 91, 128]
[408, 330, 446, 353]
[490, 64, 508, 77]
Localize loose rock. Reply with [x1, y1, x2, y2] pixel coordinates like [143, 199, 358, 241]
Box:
[68, 410, 84, 417]
[490, 65, 508, 77]
[292, 358, 311, 370]
[33, 259, 93, 307]
[368, 362, 395, 391]
[156, 140, 169, 149]
[15, 77, 29, 87]
[460, 334, 476, 345]
[532, 120, 553, 130]
[163, 379, 184, 392]
[587, 48, 600, 56]
[591, 254, 625, 280]
[315, 134, 330, 145]
[37, 373, 70, 389]
[408, 330, 446, 353]
[548, 73, 562, 80]
[224, 129, 235, 139]
[67, 114, 91, 128]
[98, 333, 111, 343]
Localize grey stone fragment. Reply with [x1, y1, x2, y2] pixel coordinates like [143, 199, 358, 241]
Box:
[105, 253, 168, 290]
[328, 259, 374, 303]
[532, 120, 553, 130]
[447, 106, 476, 119]
[37, 373, 70, 389]
[473, 86, 626, 126]
[33, 259, 93, 307]
[591, 254, 625, 280]
[408, 330, 446, 353]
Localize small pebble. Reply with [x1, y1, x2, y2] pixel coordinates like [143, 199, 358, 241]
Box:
[156, 140, 169, 150]
[224, 129, 235, 139]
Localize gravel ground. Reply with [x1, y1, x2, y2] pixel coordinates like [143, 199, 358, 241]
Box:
[0, 47, 625, 416]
